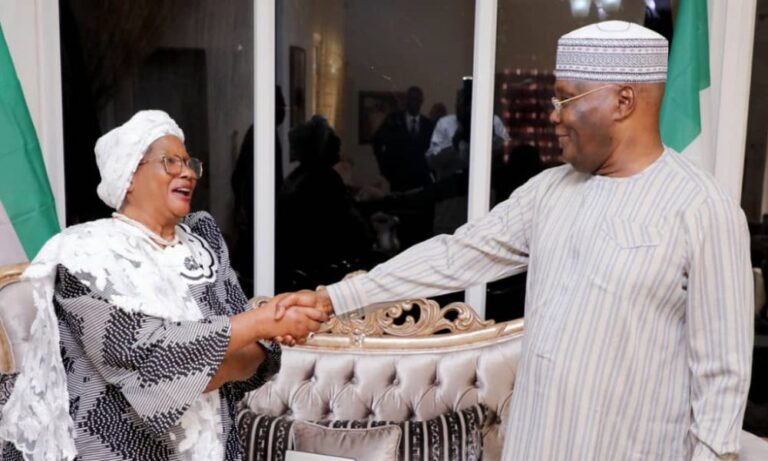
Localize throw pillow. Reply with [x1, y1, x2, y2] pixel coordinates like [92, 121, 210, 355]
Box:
[291, 421, 401, 461]
[237, 403, 488, 461]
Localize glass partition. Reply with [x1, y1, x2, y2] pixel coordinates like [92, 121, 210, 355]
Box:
[273, 0, 476, 302]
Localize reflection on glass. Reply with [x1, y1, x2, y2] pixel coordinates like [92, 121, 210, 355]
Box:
[61, 0, 255, 291]
[486, 0, 649, 322]
[733, 0, 767, 438]
[274, 0, 476, 300]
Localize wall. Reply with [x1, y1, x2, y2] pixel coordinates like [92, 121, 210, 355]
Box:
[0, 2, 42, 133]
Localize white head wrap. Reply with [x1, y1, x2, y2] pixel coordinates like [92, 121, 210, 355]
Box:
[555, 20, 668, 83]
[95, 110, 185, 209]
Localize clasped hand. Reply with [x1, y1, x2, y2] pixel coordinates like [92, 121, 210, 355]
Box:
[256, 290, 333, 346]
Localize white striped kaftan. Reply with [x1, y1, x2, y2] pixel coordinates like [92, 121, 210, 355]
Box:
[327, 149, 753, 460]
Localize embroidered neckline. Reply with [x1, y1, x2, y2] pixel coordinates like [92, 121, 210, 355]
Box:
[112, 212, 180, 247]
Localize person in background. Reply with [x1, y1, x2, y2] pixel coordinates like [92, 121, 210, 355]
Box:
[427, 78, 510, 158]
[373, 86, 436, 248]
[428, 102, 448, 123]
[373, 86, 435, 193]
[276, 115, 373, 292]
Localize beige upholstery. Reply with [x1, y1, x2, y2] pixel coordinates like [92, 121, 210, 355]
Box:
[245, 320, 522, 460]
[0, 263, 33, 373]
[243, 296, 519, 460]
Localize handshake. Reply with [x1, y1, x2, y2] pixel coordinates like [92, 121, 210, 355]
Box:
[255, 288, 335, 346]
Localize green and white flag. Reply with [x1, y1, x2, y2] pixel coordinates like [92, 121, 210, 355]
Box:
[660, 0, 713, 171]
[0, 24, 59, 265]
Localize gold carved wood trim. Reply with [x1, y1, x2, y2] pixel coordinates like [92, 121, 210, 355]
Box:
[249, 295, 517, 350]
[304, 319, 523, 351]
[0, 324, 13, 373]
[0, 263, 27, 290]
[0, 263, 26, 372]
[319, 299, 494, 337]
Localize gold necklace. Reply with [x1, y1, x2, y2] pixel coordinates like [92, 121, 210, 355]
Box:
[112, 212, 180, 247]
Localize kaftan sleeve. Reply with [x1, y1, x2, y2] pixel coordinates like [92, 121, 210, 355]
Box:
[327, 169, 542, 316]
[223, 341, 281, 400]
[685, 198, 753, 460]
[54, 265, 231, 436]
[184, 211, 282, 394]
[219, 271, 282, 397]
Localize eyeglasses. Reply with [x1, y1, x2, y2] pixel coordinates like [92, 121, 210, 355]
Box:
[139, 155, 204, 178]
[551, 84, 617, 115]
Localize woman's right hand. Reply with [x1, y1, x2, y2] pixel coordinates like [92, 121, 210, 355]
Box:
[257, 295, 328, 341]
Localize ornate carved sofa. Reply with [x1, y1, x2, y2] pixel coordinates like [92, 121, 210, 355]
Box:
[1, 263, 767, 460]
[241, 296, 520, 460]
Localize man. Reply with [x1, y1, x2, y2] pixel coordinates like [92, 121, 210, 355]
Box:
[373, 86, 435, 193]
[427, 77, 510, 158]
[373, 86, 436, 248]
[281, 21, 753, 460]
[428, 78, 510, 235]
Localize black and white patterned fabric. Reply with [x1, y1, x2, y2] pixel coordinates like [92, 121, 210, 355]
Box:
[4, 212, 280, 461]
[0, 374, 15, 412]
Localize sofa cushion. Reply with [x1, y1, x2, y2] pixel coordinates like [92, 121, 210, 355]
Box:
[237, 404, 488, 461]
[291, 421, 401, 461]
[237, 410, 294, 461]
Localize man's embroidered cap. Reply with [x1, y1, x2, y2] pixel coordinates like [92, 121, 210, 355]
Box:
[555, 20, 668, 83]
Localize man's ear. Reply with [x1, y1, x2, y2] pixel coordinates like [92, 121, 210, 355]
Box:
[613, 85, 637, 121]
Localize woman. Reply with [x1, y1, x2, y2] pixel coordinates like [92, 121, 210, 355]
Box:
[0, 110, 326, 460]
[276, 115, 373, 292]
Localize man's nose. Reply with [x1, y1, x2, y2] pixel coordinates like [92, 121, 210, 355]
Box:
[549, 107, 560, 125]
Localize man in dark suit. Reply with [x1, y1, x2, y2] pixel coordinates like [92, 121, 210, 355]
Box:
[373, 86, 436, 248]
[373, 86, 435, 192]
